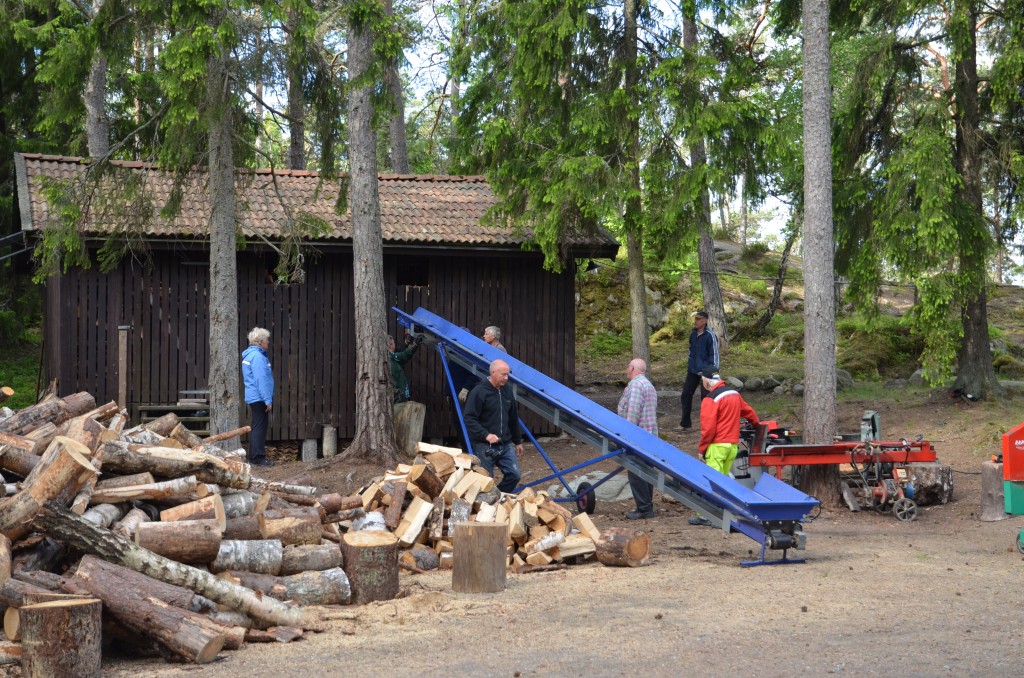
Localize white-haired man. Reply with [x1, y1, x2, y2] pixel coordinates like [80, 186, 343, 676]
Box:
[619, 358, 658, 519]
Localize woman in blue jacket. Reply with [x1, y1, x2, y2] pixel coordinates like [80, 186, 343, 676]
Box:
[241, 327, 274, 467]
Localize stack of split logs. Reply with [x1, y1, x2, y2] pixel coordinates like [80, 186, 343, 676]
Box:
[0, 391, 373, 675]
[354, 441, 652, 575]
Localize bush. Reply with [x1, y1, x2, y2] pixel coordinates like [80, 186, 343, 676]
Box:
[741, 241, 770, 260]
[579, 331, 632, 359]
[0, 310, 23, 345]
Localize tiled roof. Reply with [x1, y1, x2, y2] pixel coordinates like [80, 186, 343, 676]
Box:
[15, 154, 618, 253]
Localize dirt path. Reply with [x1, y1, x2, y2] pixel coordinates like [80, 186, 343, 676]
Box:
[103, 388, 1024, 677]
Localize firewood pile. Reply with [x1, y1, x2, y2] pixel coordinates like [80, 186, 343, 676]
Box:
[0, 392, 650, 675]
[0, 391, 348, 673]
[357, 441, 651, 574]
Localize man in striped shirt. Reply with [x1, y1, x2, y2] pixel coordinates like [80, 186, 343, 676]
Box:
[618, 358, 659, 520]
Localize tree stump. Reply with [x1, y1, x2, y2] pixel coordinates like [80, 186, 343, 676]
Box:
[341, 530, 399, 604]
[452, 522, 507, 593]
[595, 527, 651, 567]
[907, 462, 954, 505]
[393, 401, 426, 458]
[980, 461, 1008, 522]
[20, 598, 102, 677]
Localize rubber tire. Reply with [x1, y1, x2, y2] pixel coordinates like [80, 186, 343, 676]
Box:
[893, 497, 917, 521]
[1016, 534, 1024, 555]
[575, 481, 596, 515]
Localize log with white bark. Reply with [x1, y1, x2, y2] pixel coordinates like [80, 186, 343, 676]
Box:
[0, 436, 96, 538]
[19, 598, 102, 677]
[120, 428, 166, 446]
[279, 544, 343, 575]
[81, 502, 125, 528]
[322, 507, 366, 524]
[209, 539, 284, 575]
[90, 475, 205, 503]
[223, 568, 351, 605]
[31, 503, 306, 627]
[134, 519, 222, 563]
[111, 507, 152, 539]
[258, 507, 322, 546]
[160, 494, 226, 530]
[221, 490, 258, 518]
[249, 479, 317, 496]
[100, 441, 251, 488]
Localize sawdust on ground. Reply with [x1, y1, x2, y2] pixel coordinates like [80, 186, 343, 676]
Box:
[99, 385, 1024, 677]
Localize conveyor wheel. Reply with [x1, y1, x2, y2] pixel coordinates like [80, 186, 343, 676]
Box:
[575, 482, 596, 515]
[893, 497, 917, 521]
[1016, 533, 1024, 555]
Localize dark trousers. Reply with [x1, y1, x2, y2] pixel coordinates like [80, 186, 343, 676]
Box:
[628, 471, 653, 514]
[679, 371, 708, 429]
[248, 402, 269, 461]
[473, 441, 522, 493]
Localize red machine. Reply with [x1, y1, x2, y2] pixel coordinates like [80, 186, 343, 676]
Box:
[737, 412, 937, 521]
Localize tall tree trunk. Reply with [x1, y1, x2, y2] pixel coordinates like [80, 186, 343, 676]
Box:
[342, 7, 401, 465]
[206, 35, 241, 447]
[740, 175, 748, 247]
[84, 0, 108, 158]
[624, 0, 649, 365]
[683, 7, 728, 348]
[384, 0, 409, 173]
[755, 221, 798, 334]
[799, 0, 840, 505]
[951, 1, 1000, 399]
[286, 14, 306, 170]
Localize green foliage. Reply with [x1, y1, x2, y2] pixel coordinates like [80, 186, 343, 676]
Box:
[579, 331, 632, 359]
[741, 241, 770, 260]
[0, 341, 41, 410]
[836, 314, 922, 380]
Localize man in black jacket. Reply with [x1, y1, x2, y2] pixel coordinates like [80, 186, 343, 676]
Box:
[463, 359, 524, 493]
[679, 310, 720, 430]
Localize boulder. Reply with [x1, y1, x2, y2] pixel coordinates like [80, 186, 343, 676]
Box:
[908, 369, 926, 387]
[745, 377, 764, 391]
[836, 369, 855, 390]
[792, 383, 805, 396]
[726, 376, 744, 390]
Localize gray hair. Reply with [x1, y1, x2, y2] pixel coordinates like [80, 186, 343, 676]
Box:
[247, 327, 271, 345]
[484, 325, 502, 340]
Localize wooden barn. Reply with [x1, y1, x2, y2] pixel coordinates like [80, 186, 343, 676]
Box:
[15, 153, 618, 443]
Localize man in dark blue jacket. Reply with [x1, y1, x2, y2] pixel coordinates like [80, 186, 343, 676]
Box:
[241, 327, 275, 467]
[679, 310, 719, 430]
[463, 359, 524, 493]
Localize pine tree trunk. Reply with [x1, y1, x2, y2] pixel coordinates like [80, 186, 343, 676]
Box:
[683, 9, 728, 349]
[206, 31, 241, 448]
[83, 0, 108, 158]
[623, 0, 649, 366]
[951, 6, 1000, 400]
[286, 11, 306, 170]
[342, 9, 401, 465]
[384, 0, 409, 173]
[800, 0, 840, 506]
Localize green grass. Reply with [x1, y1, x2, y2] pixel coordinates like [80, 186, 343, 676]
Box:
[0, 337, 42, 410]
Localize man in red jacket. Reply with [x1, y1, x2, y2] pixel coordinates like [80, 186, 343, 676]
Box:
[690, 367, 760, 526]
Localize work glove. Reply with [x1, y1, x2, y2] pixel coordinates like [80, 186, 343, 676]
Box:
[404, 334, 414, 347]
[413, 333, 425, 345]
[458, 388, 469, 404]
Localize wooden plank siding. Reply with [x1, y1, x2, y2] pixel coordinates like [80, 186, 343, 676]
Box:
[44, 249, 576, 442]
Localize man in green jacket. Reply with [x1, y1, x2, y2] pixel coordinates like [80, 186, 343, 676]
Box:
[389, 333, 423, 403]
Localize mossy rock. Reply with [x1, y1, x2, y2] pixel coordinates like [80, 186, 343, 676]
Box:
[993, 354, 1024, 378]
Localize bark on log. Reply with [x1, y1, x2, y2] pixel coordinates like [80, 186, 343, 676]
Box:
[20, 598, 102, 677]
[0, 392, 95, 436]
[452, 522, 507, 593]
[429, 495, 445, 540]
[170, 423, 204, 449]
[0, 535, 8, 588]
[407, 463, 444, 498]
[73, 556, 207, 612]
[100, 441, 251, 489]
[595, 527, 650, 567]
[245, 626, 303, 643]
[5, 591, 90, 641]
[135, 519, 222, 563]
[223, 515, 262, 541]
[980, 461, 1007, 522]
[94, 472, 155, 490]
[221, 491, 258, 518]
[249, 479, 317, 496]
[258, 507, 322, 546]
[23, 423, 58, 455]
[341, 531, 399, 604]
[202, 426, 252, 445]
[225, 568, 351, 606]
[279, 544, 342, 575]
[322, 507, 366, 524]
[144, 413, 181, 437]
[400, 545, 440, 572]
[209, 540, 283, 575]
[112, 507, 152, 539]
[82, 502, 125, 528]
[0, 579, 51, 608]
[160, 494, 226, 531]
[31, 503, 306, 627]
[383, 481, 408, 529]
[61, 414, 106, 455]
[318, 493, 362, 514]
[0, 431, 35, 454]
[91, 475, 204, 503]
[0, 448, 40, 479]
[0, 436, 96, 538]
[66, 572, 225, 663]
[907, 462, 954, 506]
[0, 387, 12, 405]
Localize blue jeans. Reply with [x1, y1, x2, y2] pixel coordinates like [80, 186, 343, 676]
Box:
[472, 441, 521, 493]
